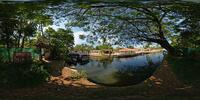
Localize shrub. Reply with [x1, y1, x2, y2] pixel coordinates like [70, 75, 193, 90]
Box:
[0, 61, 50, 88]
[175, 47, 200, 58]
[70, 70, 87, 80]
[167, 55, 200, 87]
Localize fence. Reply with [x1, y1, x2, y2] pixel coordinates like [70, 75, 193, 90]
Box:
[0, 48, 40, 62]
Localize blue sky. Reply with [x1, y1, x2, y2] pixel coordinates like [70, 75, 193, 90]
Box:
[51, 22, 88, 46]
[50, 23, 144, 48]
[49, 18, 162, 48]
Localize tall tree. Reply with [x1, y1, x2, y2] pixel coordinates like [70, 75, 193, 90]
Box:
[0, 3, 53, 48]
[54, 0, 199, 55]
[170, 3, 200, 48]
[45, 27, 74, 60]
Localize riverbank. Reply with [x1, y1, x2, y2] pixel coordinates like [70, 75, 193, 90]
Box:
[0, 60, 200, 100]
[50, 67, 97, 88]
[89, 49, 163, 58]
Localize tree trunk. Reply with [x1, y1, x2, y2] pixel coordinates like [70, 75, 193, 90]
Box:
[18, 31, 22, 48]
[21, 36, 25, 48]
[159, 40, 180, 56]
[39, 47, 43, 61]
[40, 23, 44, 36]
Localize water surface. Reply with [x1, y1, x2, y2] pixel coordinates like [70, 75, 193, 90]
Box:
[76, 53, 164, 86]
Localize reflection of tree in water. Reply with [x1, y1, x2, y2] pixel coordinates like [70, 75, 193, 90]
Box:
[146, 55, 154, 66]
[112, 57, 160, 86]
[112, 65, 158, 86]
[91, 57, 114, 69]
[92, 57, 114, 63]
[78, 60, 90, 65]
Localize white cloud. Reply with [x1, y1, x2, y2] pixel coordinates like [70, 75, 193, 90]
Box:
[73, 31, 89, 45]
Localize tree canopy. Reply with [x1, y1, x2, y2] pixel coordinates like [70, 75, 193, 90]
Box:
[0, 0, 200, 56]
[50, 0, 200, 55]
[45, 27, 74, 60]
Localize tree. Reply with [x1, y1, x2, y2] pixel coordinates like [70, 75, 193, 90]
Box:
[0, 19, 17, 48]
[96, 44, 113, 50]
[170, 3, 200, 48]
[73, 44, 93, 52]
[45, 27, 74, 60]
[0, 3, 53, 48]
[57, 1, 200, 55]
[1, 0, 200, 56]
[79, 34, 86, 40]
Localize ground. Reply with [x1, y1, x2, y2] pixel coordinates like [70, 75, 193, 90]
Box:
[0, 60, 200, 100]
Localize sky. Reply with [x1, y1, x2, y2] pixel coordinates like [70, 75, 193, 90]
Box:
[50, 22, 148, 48]
[51, 22, 88, 46]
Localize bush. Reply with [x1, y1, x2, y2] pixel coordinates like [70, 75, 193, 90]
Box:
[175, 47, 200, 58]
[167, 55, 200, 87]
[0, 61, 50, 88]
[69, 70, 87, 80]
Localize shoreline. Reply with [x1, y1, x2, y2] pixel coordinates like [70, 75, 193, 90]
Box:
[89, 50, 164, 58]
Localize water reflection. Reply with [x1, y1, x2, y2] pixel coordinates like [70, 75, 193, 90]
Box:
[76, 53, 164, 86]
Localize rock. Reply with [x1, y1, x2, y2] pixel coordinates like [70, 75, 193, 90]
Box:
[155, 82, 162, 85]
[149, 76, 156, 81]
[61, 67, 78, 78]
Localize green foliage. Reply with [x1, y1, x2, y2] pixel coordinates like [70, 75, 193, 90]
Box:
[62, 1, 200, 54]
[167, 48, 200, 87]
[1, 1, 200, 55]
[65, 2, 173, 47]
[96, 44, 113, 50]
[0, 61, 50, 88]
[79, 34, 86, 40]
[176, 31, 200, 48]
[183, 48, 200, 57]
[73, 44, 93, 52]
[69, 70, 87, 80]
[169, 3, 200, 49]
[173, 47, 200, 58]
[45, 27, 74, 60]
[0, 3, 53, 48]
